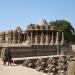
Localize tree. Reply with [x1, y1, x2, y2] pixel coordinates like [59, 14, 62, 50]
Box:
[71, 29, 75, 43]
[49, 20, 75, 43]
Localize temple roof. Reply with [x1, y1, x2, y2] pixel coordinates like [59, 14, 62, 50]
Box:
[36, 19, 48, 26]
[16, 27, 21, 30]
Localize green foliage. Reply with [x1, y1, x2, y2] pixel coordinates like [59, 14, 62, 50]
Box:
[72, 30, 75, 43]
[49, 20, 75, 43]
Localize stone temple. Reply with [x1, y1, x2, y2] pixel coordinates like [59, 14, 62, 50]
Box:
[0, 19, 71, 58]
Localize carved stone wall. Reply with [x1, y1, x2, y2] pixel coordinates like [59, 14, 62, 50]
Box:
[0, 45, 57, 58]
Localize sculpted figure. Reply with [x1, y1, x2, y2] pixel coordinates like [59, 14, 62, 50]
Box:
[46, 58, 58, 75]
[58, 57, 67, 75]
[35, 58, 45, 71]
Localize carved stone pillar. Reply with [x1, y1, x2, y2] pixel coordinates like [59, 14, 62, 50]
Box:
[35, 31, 38, 44]
[1, 32, 5, 44]
[50, 31, 54, 45]
[27, 32, 30, 41]
[8, 32, 10, 44]
[45, 31, 49, 45]
[24, 33, 26, 42]
[55, 31, 59, 45]
[13, 30, 15, 44]
[5, 32, 9, 44]
[9, 30, 13, 44]
[40, 32, 43, 45]
[11, 30, 13, 44]
[61, 32, 64, 45]
[0, 33, 1, 44]
[31, 32, 33, 44]
[13, 30, 17, 44]
[24, 32, 28, 44]
[18, 31, 22, 44]
[25, 33, 27, 42]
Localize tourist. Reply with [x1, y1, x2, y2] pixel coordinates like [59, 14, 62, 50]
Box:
[8, 55, 13, 66]
[3, 55, 7, 66]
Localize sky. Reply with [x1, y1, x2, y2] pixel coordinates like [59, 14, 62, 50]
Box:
[0, 0, 75, 31]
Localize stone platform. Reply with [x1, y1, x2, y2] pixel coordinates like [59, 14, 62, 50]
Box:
[0, 45, 58, 58]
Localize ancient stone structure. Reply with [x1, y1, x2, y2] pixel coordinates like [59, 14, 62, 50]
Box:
[0, 19, 66, 57]
[21, 56, 69, 75]
[67, 57, 75, 75]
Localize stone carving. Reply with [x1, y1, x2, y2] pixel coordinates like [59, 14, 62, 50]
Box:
[21, 56, 73, 75]
[67, 57, 75, 75]
[35, 58, 46, 72]
[45, 58, 58, 75]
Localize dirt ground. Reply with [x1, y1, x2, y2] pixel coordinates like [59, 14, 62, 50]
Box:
[0, 58, 47, 75]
